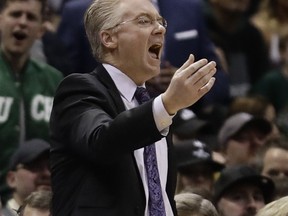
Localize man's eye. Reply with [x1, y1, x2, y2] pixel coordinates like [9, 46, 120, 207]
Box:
[138, 17, 151, 25]
[10, 11, 22, 18]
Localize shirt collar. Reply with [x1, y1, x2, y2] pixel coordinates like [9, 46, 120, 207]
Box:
[103, 63, 144, 102]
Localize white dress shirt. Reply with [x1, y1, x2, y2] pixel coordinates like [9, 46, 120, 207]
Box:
[103, 64, 174, 216]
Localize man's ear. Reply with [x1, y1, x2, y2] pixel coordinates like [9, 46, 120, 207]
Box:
[100, 30, 117, 49]
[6, 171, 17, 188]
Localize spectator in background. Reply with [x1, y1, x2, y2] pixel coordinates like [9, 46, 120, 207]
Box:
[174, 139, 224, 200]
[56, 0, 97, 75]
[213, 165, 275, 216]
[251, 136, 288, 199]
[146, 0, 230, 117]
[175, 193, 219, 216]
[18, 190, 52, 216]
[205, 0, 270, 98]
[218, 112, 272, 167]
[255, 195, 288, 216]
[252, 0, 288, 68]
[2, 139, 51, 216]
[0, 0, 63, 204]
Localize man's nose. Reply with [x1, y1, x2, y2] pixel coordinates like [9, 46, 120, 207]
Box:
[18, 14, 28, 25]
[246, 195, 262, 211]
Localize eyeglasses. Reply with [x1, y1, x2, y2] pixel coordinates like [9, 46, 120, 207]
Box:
[111, 15, 167, 29]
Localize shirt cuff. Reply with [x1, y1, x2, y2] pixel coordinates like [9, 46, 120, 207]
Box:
[152, 95, 174, 134]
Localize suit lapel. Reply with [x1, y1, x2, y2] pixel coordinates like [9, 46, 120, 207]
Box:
[93, 65, 126, 114]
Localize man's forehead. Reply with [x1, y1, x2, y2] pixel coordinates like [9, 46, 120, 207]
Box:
[117, 0, 158, 18]
[1, 0, 43, 12]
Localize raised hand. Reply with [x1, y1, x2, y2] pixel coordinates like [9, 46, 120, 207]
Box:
[162, 54, 217, 115]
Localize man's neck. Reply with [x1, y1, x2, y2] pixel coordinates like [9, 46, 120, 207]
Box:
[2, 50, 29, 74]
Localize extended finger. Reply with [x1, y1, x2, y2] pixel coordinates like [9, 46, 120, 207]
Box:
[181, 58, 209, 79]
[187, 61, 216, 84]
[198, 77, 216, 95]
[175, 54, 195, 74]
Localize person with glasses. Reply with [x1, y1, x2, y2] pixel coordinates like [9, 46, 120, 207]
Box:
[49, 0, 217, 215]
[2, 139, 51, 216]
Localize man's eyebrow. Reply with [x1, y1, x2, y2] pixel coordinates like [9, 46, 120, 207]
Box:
[136, 12, 160, 18]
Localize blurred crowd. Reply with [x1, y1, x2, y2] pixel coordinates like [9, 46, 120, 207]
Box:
[1, 0, 288, 215]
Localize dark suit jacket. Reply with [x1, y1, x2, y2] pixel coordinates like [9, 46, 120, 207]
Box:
[49, 65, 178, 216]
[158, 0, 230, 111]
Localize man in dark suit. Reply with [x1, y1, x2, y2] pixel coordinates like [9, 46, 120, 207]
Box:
[49, 0, 217, 215]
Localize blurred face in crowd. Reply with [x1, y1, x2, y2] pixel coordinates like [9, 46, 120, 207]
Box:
[179, 164, 215, 192]
[224, 127, 270, 166]
[0, 0, 44, 59]
[6, 155, 51, 204]
[100, 0, 166, 85]
[261, 147, 288, 180]
[217, 183, 265, 216]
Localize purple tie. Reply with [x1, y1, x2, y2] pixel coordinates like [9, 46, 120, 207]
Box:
[134, 87, 166, 216]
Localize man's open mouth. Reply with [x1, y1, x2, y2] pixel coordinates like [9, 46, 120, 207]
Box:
[13, 31, 28, 40]
[149, 44, 162, 59]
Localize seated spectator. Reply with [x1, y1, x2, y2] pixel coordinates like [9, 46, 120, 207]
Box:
[255, 195, 288, 216]
[251, 136, 288, 199]
[218, 112, 272, 166]
[213, 165, 275, 216]
[2, 139, 51, 216]
[18, 190, 52, 216]
[175, 192, 219, 216]
[174, 139, 224, 200]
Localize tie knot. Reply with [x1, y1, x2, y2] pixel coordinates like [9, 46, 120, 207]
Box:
[134, 87, 151, 104]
